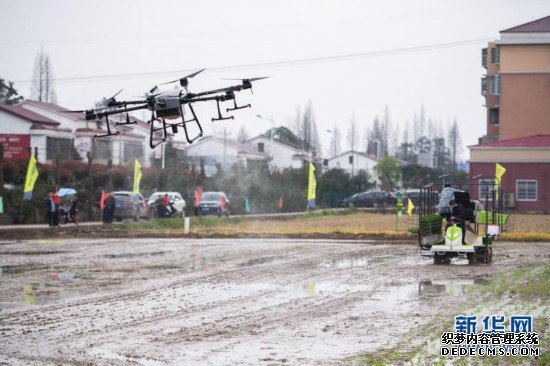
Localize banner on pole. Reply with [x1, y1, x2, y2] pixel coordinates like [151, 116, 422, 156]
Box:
[307, 162, 316, 208]
[23, 155, 39, 200]
[133, 159, 142, 194]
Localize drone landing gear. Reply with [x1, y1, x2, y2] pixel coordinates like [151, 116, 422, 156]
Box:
[226, 93, 251, 112]
[148, 111, 167, 149]
[212, 98, 234, 122]
[93, 114, 120, 140]
[167, 104, 204, 144]
[180, 104, 203, 144]
[115, 112, 138, 127]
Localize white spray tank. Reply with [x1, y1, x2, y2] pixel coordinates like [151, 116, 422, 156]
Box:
[445, 225, 463, 249]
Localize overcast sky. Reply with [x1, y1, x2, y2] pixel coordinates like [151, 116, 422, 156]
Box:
[1, 0, 549, 159]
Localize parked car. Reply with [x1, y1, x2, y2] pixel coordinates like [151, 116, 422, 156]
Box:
[198, 191, 230, 216]
[402, 189, 439, 207]
[112, 191, 148, 221]
[147, 192, 186, 218]
[338, 190, 396, 208]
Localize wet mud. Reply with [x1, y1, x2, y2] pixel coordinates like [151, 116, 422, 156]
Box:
[0, 238, 548, 365]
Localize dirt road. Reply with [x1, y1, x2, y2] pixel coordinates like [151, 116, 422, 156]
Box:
[0, 238, 548, 365]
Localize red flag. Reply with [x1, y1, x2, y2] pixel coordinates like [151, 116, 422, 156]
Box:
[99, 190, 108, 209]
[278, 195, 284, 209]
[194, 187, 202, 208]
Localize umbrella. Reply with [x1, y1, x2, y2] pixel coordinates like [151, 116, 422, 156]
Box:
[57, 188, 77, 197]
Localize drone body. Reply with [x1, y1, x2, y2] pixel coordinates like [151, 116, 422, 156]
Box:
[67, 70, 267, 148]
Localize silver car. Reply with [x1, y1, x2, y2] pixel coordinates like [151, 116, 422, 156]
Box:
[147, 192, 186, 218]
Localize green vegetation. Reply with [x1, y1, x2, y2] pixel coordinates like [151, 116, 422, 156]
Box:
[351, 263, 550, 365]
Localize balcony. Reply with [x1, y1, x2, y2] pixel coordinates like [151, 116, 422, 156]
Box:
[478, 135, 499, 144]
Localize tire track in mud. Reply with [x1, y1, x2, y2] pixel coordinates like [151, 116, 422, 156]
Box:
[1, 239, 548, 365]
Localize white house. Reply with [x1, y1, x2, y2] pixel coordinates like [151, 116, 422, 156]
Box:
[185, 135, 267, 176]
[327, 150, 377, 177]
[21, 100, 156, 167]
[247, 135, 312, 171]
[0, 103, 73, 163]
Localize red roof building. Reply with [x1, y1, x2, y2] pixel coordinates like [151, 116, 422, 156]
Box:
[473, 15, 550, 212]
[0, 103, 73, 162]
[469, 135, 550, 212]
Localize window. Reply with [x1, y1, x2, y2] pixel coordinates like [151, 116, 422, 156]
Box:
[123, 142, 143, 164]
[489, 108, 500, 124]
[349, 156, 353, 164]
[490, 45, 500, 65]
[516, 180, 537, 201]
[490, 75, 501, 95]
[46, 137, 74, 160]
[481, 48, 488, 68]
[257, 142, 264, 153]
[481, 77, 487, 96]
[93, 140, 112, 160]
[479, 179, 494, 201]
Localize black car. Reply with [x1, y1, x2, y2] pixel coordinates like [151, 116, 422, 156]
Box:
[338, 190, 396, 208]
[198, 192, 231, 216]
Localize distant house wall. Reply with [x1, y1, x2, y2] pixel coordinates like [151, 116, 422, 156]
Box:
[470, 162, 550, 212]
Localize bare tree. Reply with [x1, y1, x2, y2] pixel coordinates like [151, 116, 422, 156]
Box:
[237, 125, 250, 143]
[31, 48, 57, 103]
[413, 105, 426, 145]
[368, 116, 381, 158]
[362, 124, 371, 152]
[299, 100, 321, 155]
[448, 118, 462, 170]
[379, 105, 394, 157]
[346, 114, 359, 151]
[328, 124, 342, 157]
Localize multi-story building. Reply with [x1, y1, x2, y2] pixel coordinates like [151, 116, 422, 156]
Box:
[471, 15, 550, 212]
[480, 15, 550, 143]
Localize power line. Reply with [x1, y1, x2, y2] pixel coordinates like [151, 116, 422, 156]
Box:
[13, 37, 491, 85]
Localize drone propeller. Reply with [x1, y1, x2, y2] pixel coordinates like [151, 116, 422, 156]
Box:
[109, 89, 124, 100]
[61, 106, 112, 113]
[152, 69, 206, 92]
[160, 69, 206, 85]
[221, 77, 269, 82]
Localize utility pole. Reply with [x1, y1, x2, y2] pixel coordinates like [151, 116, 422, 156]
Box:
[223, 127, 227, 169]
[0, 142, 4, 200]
[87, 149, 94, 221]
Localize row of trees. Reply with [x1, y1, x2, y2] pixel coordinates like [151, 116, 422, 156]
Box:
[268, 103, 463, 170]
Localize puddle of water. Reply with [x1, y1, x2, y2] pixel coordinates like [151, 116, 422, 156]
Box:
[418, 279, 475, 297]
[319, 257, 369, 269]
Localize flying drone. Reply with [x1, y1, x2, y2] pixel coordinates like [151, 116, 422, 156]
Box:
[66, 70, 267, 148]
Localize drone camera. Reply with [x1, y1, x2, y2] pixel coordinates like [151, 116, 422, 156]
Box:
[171, 125, 178, 134]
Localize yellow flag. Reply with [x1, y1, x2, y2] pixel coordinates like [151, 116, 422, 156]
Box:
[495, 163, 506, 199]
[495, 163, 506, 182]
[133, 159, 142, 194]
[23, 155, 39, 200]
[407, 197, 415, 216]
[307, 162, 316, 208]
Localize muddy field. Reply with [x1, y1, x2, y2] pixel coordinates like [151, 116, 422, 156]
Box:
[0, 238, 548, 365]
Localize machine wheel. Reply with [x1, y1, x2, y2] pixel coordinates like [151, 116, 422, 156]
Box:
[467, 252, 478, 265]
